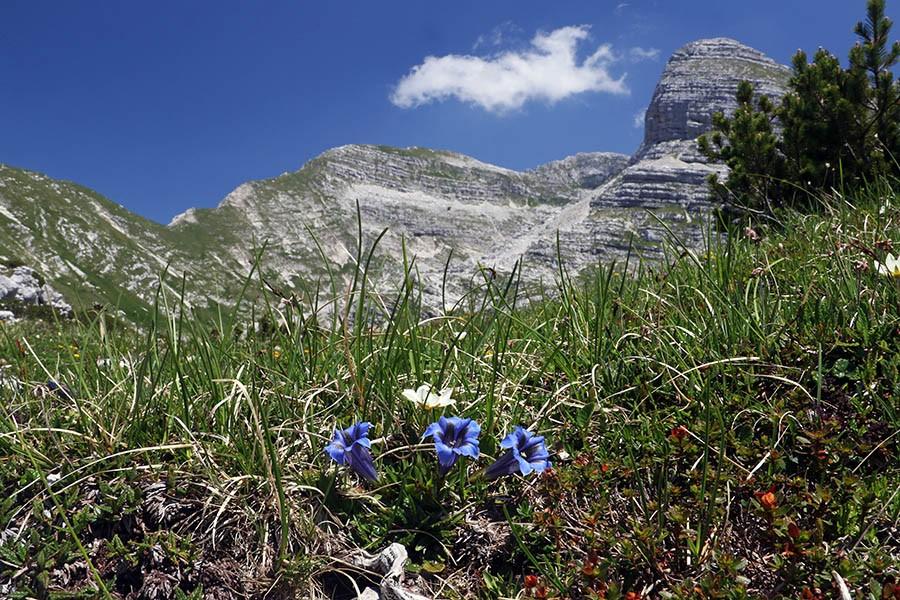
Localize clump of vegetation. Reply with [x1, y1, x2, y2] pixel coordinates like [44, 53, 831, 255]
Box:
[0, 299, 61, 322]
[1, 175, 898, 598]
[1, 257, 27, 269]
[700, 0, 900, 211]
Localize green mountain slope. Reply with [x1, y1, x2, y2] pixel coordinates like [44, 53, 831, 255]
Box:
[1, 146, 623, 321]
[0, 164, 239, 320]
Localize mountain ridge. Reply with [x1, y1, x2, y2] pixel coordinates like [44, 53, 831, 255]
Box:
[0, 37, 791, 321]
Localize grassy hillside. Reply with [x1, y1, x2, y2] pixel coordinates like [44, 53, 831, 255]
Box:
[2, 145, 625, 328]
[0, 164, 247, 322]
[0, 181, 898, 598]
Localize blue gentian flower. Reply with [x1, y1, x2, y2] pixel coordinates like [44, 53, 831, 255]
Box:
[47, 380, 74, 400]
[485, 426, 551, 479]
[325, 421, 378, 482]
[423, 416, 480, 475]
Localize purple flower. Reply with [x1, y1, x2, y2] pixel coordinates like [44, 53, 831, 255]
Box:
[325, 421, 378, 482]
[485, 426, 551, 480]
[423, 416, 480, 475]
[47, 380, 74, 400]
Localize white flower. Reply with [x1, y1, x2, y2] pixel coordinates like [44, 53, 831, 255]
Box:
[402, 384, 455, 409]
[876, 253, 900, 278]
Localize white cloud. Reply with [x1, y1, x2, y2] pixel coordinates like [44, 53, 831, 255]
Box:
[615, 3, 630, 15]
[629, 47, 660, 62]
[391, 25, 629, 113]
[633, 109, 645, 129]
[473, 21, 521, 51]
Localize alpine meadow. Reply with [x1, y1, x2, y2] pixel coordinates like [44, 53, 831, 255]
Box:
[1, 1, 899, 599]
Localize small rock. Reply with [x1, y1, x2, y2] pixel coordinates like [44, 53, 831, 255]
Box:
[352, 543, 433, 600]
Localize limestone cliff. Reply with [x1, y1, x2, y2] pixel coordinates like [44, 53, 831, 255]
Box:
[520, 38, 791, 273]
[603, 37, 791, 209]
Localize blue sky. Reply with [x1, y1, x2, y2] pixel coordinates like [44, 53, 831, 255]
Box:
[0, 0, 866, 223]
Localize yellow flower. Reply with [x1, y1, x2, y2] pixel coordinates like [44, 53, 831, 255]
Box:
[401, 384, 455, 409]
[876, 253, 900, 277]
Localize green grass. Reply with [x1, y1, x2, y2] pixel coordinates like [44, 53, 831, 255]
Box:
[1, 181, 899, 599]
[373, 145, 446, 160]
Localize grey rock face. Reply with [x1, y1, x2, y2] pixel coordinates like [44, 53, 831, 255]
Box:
[170, 144, 618, 308]
[518, 38, 790, 274]
[574, 38, 790, 247]
[607, 37, 789, 208]
[529, 152, 630, 190]
[640, 37, 791, 153]
[594, 144, 728, 209]
[0, 266, 72, 317]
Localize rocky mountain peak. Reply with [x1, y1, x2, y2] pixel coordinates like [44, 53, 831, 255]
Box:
[674, 37, 778, 61]
[516, 37, 795, 278]
[640, 37, 790, 154]
[1, 38, 796, 320]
